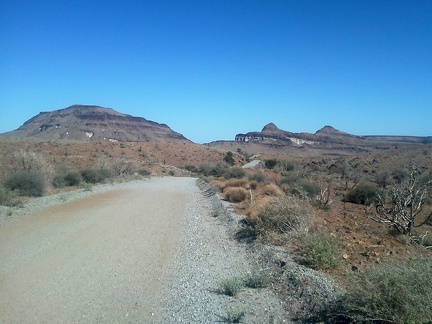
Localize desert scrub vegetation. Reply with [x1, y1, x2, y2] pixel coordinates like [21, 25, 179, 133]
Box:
[298, 230, 341, 270]
[246, 196, 315, 244]
[53, 170, 82, 188]
[0, 184, 21, 206]
[80, 168, 112, 183]
[244, 267, 271, 289]
[224, 307, 246, 323]
[223, 187, 249, 203]
[344, 181, 379, 205]
[280, 174, 321, 199]
[262, 184, 284, 196]
[5, 171, 46, 197]
[222, 167, 245, 179]
[218, 276, 244, 297]
[331, 258, 432, 323]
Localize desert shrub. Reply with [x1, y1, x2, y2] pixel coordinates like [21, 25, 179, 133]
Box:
[81, 168, 112, 183]
[63, 171, 82, 186]
[5, 171, 45, 197]
[264, 159, 278, 169]
[218, 277, 244, 296]
[223, 167, 245, 179]
[277, 160, 296, 172]
[183, 165, 198, 173]
[138, 169, 151, 176]
[225, 178, 248, 188]
[0, 184, 21, 206]
[200, 163, 227, 177]
[345, 182, 378, 204]
[337, 258, 432, 323]
[263, 184, 284, 196]
[244, 268, 271, 289]
[224, 187, 248, 203]
[248, 172, 266, 183]
[249, 196, 314, 243]
[224, 151, 235, 165]
[52, 174, 66, 188]
[225, 307, 246, 323]
[280, 175, 321, 198]
[299, 231, 341, 270]
[392, 168, 409, 184]
[249, 180, 258, 190]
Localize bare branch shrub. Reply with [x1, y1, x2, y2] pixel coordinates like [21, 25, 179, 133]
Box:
[370, 166, 431, 235]
[111, 157, 137, 176]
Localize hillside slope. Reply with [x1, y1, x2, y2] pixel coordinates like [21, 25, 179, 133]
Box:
[1, 105, 190, 142]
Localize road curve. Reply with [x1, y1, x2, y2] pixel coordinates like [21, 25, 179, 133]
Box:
[0, 177, 194, 323]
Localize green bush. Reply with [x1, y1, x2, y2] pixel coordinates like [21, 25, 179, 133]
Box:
[52, 174, 66, 188]
[218, 277, 244, 297]
[280, 175, 321, 198]
[345, 182, 378, 204]
[5, 171, 45, 197]
[248, 172, 266, 183]
[244, 268, 271, 289]
[64, 171, 82, 186]
[224, 151, 235, 165]
[299, 230, 341, 270]
[223, 167, 245, 179]
[201, 164, 227, 177]
[0, 184, 21, 206]
[264, 159, 278, 169]
[338, 258, 432, 323]
[138, 169, 151, 176]
[225, 307, 246, 323]
[81, 169, 112, 183]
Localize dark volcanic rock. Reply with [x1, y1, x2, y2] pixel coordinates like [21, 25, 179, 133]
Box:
[2, 105, 191, 142]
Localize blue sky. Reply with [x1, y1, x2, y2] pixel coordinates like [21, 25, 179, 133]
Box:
[1, 1, 431, 143]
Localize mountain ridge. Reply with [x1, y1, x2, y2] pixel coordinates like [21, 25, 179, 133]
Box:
[1, 105, 191, 143]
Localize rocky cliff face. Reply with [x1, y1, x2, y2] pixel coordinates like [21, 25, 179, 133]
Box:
[234, 123, 432, 146]
[2, 105, 191, 142]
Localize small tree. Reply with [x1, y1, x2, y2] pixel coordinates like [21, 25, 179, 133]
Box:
[370, 166, 431, 235]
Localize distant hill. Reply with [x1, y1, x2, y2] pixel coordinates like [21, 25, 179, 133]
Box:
[233, 123, 432, 145]
[1, 105, 191, 142]
[208, 123, 432, 155]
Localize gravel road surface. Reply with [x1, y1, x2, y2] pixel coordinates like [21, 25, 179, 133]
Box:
[0, 177, 288, 323]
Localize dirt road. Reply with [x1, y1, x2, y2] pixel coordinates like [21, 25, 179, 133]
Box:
[0, 177, 193, 323]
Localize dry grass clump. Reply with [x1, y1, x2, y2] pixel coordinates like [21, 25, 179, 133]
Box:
[248, 180, 258, 190]
[246, 196, 315, 244]
[225, 178, 249, 188]
[263, 184, 284, 196]
[209, 179, 226, 192]
[223, 187, 249, 203]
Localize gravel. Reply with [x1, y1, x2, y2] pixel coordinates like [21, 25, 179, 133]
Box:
[0, 177, 341, 323]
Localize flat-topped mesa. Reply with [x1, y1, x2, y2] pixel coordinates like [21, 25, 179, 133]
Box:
[2, 104, 191, 142]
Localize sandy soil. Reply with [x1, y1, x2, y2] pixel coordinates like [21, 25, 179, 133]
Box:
[0, 178, 191, 323]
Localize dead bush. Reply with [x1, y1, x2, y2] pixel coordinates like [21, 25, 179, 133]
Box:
[224, 187, 249, 203]
[263, 184, 284, 196]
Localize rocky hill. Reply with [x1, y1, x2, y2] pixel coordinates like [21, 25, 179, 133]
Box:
[1, 105, 191, 142]
[234, 123, 432, 146]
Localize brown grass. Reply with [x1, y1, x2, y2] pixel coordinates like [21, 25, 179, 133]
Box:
[263, 184, 284, 196]
[223, 187, 249, 203]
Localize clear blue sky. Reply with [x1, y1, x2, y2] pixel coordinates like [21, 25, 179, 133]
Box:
[1, 1, 431, 143]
